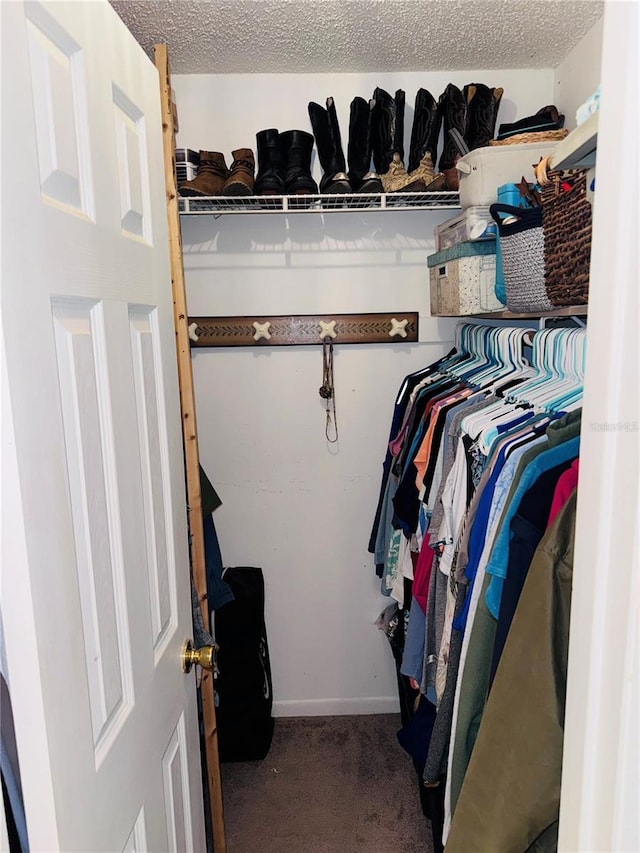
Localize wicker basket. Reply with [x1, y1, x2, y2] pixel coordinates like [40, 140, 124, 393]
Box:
[489, 129, 569, 146]
[541, 169, 593, 306]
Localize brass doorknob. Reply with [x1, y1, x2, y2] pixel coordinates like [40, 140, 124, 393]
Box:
[181, 639, 216, 673]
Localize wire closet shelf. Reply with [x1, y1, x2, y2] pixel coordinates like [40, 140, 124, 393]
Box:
[178, 190, 460, 215]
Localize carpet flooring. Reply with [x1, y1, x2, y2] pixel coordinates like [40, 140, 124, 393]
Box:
[219, 714, 433, 853]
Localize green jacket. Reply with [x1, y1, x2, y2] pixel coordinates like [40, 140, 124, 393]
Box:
[446, 491, 577, 853]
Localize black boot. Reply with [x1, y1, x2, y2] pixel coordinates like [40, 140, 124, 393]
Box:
[406, 89, 445, 192]
[373, 88, 425, 192]
[438, 84, 468, 189]
[254, 129, 285, 195]
[280, 130, 318, 194]
[308, 98, 351, 193]
[347, 97, 383, 193]
[465, 84, 504, 150]
[395, 89, 406, 163]
[371, 87, 397, 176]
[408, 88, 439, 173]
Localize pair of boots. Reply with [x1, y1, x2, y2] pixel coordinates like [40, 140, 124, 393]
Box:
[436, 83, 504, 189]
[307, 96, 383, 193]
[369, 83, 503, 194]
[179, 149, 255, 197]
[307, 90, 446, 195]
[371, 87, 445, 193]
[253, 129, 319, 195]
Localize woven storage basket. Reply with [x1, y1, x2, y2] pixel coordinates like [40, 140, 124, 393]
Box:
[489, 204, 553, 313]
[541, 169, 592, 306]
[489, 129, 569, 146]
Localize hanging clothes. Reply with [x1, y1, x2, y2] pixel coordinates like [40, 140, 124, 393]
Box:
[374, 323, 585, 853]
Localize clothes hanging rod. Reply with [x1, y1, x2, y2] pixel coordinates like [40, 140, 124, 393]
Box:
[188, 312, 419, 347]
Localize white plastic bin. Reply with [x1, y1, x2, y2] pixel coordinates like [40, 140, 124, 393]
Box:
[456, 142, 558, 208]
[435, 206, 496, 251]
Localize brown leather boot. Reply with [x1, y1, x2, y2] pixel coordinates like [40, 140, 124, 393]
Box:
[178, 151, 227, 197]
[222, 148, 255, 196]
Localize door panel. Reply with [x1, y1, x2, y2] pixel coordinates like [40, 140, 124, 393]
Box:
[1, 2, 205, 850]
[162, 714, 195, 853]
[52, 297, 135, 756]
[112, 85, 152, 242]
[25, 2, 93, 215]
[129, 305, 178, 661]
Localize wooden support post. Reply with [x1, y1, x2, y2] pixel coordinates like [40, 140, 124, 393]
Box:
[154, 43, 226, 853]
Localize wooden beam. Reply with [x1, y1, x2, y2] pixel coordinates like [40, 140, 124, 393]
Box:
[189, 312, 420, 347]
[154, 43, 226, 853]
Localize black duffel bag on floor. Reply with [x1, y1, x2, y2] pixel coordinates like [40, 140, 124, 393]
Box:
[213, 566, 274, 762]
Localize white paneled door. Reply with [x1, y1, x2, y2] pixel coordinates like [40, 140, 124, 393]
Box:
[1, 2, 205, 851]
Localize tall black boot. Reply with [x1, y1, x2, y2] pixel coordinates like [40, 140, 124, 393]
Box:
[371, 87, 397, 176]
[308, 98, 351, 193]
[394, 89, 406, 163]
[373, 88, 425, 192]
[465, 84, 504, 149]
[408, 88, 439, 173]
[404, 88, 447, 191]
[438, 83, 468, 190]
[347, 97, 383, 193]
[254, 129, 285, 195]
[280, 130, 318, 194]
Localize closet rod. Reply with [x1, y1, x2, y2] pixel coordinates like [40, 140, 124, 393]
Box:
[154, 43, 226, 853]
[188, 312, 419, 347]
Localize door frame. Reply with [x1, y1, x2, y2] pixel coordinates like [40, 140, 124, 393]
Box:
[559, 1, 639, 850]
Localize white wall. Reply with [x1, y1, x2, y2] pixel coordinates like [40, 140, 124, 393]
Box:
[174, 69, 554, 716]
[554, 16, 604, 129]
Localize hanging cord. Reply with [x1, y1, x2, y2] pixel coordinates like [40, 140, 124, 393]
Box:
[319, 337, 338, 443]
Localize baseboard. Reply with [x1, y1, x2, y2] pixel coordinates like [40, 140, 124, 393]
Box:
[272, 696, 400, 718]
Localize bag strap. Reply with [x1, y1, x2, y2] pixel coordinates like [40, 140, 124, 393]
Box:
[490, 203, 542, 235]
[489, 203, 538, 225]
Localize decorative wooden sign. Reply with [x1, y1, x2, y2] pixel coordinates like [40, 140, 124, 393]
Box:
[187, 312, 419, 347]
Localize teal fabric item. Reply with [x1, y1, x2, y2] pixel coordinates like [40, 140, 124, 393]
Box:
[495, 236, 507, 304]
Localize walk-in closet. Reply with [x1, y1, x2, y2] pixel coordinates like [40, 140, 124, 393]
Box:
[1, 1, 637, 852]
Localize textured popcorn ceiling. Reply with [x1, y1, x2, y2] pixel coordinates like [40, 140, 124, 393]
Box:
[110, 0, 603, 74]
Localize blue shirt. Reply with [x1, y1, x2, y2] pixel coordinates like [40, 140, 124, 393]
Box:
[452, 431, 545, 633]
[485, 436, 580, 617]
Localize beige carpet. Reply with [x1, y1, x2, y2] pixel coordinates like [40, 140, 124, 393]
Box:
[220, 714, 432, 852]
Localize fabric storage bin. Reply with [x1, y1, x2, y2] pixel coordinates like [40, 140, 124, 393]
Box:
[456, 142, 557, 208]
[427, 241, 503, 316]
[493, 183, 538, 304]
[541, 169, 592, 306]
[434, 206, 496, 251]
[490, 204, 553, 313]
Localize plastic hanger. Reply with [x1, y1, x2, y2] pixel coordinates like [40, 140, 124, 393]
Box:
[535, 328, 586, 411]
[525, 328, 579, 411]
[519, 328, 570, 408]
[507, 328, 559, 405]
[448, 325, 492, 379]
[460, 327, 536, 439]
